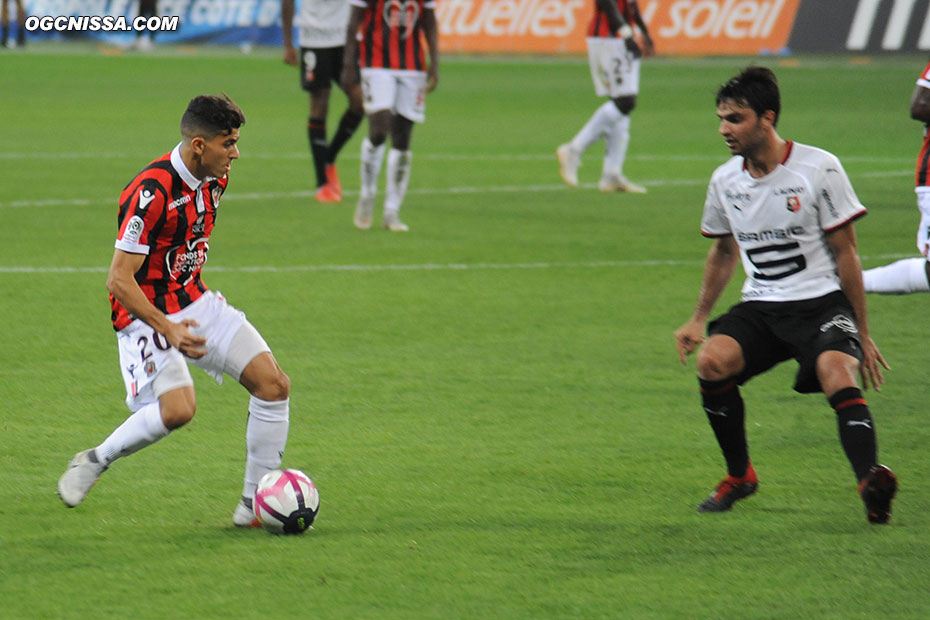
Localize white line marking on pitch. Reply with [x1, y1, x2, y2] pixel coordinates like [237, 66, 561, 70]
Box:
[0, 255, 912, 275]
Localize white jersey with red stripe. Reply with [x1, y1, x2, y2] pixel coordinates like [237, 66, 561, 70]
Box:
[701, 141, 866, 302]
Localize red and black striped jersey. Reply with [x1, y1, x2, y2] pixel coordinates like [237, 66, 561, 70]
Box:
[350, 0, 436, 70]
[587, 0, 636, 38]
[915, 58, 930, 187]
[110, 145, 227, 331]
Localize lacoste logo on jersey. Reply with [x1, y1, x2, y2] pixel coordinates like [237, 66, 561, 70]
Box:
[847, 419, 872, 429]
[138, 188, 155, 211]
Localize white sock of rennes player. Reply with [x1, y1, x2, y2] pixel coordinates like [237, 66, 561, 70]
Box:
[95, 402, 171, 465]
[862, 258, 930, 294]
[570, 101, 623, 156]
[360, 137, 386, 202]
[603, 112, 631, 178]
[384, 148, 412, 217]
[242, 396, 289, 501]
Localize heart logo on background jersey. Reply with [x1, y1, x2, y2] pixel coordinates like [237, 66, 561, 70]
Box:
[383, 0, 420, 39]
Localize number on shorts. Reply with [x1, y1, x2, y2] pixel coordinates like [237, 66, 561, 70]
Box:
[137, 331, 171, 360]
[612, 58, 625, 85]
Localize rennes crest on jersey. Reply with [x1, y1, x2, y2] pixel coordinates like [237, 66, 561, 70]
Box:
[786, 195, 801, 212]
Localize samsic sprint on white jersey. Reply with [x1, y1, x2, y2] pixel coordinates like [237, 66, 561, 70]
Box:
[701, 141, 867, 303]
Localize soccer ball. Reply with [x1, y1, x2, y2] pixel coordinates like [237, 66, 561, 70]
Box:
[253, 468, 320, 535]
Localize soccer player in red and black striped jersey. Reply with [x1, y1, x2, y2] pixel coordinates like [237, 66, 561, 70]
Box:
[557, 0, 653, 194]
[341, 0, 439, 232]
[863, 57, 930, 294]
[58, 95, 293, 529]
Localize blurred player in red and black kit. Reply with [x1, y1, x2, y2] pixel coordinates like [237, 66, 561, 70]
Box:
[342, 0, 440, 232]
[863, 57, 930, 294]
[58, 94, 293, 529]
[558, 0, 653, 194]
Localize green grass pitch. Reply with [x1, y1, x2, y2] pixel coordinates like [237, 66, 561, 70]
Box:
[2, 46, 930, 618]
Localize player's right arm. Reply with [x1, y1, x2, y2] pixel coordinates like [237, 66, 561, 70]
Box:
[106, 250, 208, 359]
[675, 235, 740, 365]
[281, 0, 298, 66]
[911, 59, 930, 122]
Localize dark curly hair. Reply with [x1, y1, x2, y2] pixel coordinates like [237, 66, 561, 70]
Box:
[180, 93, 246, 139]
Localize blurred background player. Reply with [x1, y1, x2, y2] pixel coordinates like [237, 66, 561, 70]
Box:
[341, 0, 439, 232]
[674, 67, 896, 525]
[557, 0, 653, 194]
[863, 57, 930, 294]
[282, 0, 364, 203]
[1, 0, 25, 49]
[133, 0, 157, 51]
[57, 95, 292, 529]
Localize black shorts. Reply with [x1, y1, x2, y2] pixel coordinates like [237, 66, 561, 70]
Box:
[300, 46, 346, 92]
[707, 290, 863, 394]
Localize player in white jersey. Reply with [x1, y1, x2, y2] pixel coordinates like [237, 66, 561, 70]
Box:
[282, 0, 363, 203]
[674, 67, 897, 525]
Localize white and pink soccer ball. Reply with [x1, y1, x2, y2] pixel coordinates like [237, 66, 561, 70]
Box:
[253, 468, 320, 535]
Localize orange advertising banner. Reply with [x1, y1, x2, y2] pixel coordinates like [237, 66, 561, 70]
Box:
[436, 0, 803, 55]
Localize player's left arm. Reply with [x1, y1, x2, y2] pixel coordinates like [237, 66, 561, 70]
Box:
[827, 223, 889, 391]
[629, 0, 655, 56]
[281, 0, 298, 66]
[422, 5, 439, 93]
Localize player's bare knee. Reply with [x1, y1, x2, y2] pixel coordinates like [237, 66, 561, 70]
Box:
[696, 348, 742, 381]
[696, 351, 727, 381]
[159, 396, 196, 429]
[816, 350, 860, 393]
[254, 370, 290, 401]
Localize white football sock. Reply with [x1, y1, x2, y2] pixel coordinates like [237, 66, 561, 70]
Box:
[360, 137, 386, 201]
[96, 402, 170, 465]
[603, 112, 631, 178]
[384, 148, 412, 216]
[242, 396, 289, 500]
[863, 258, 930, 294]
[570, 101, 623, 156]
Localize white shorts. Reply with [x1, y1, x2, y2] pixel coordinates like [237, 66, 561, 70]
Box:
[360, 68, 427, 123]
[586, 37, 640, 98]
[116, 290, 270, 411]
[916, 187, 930, 256]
